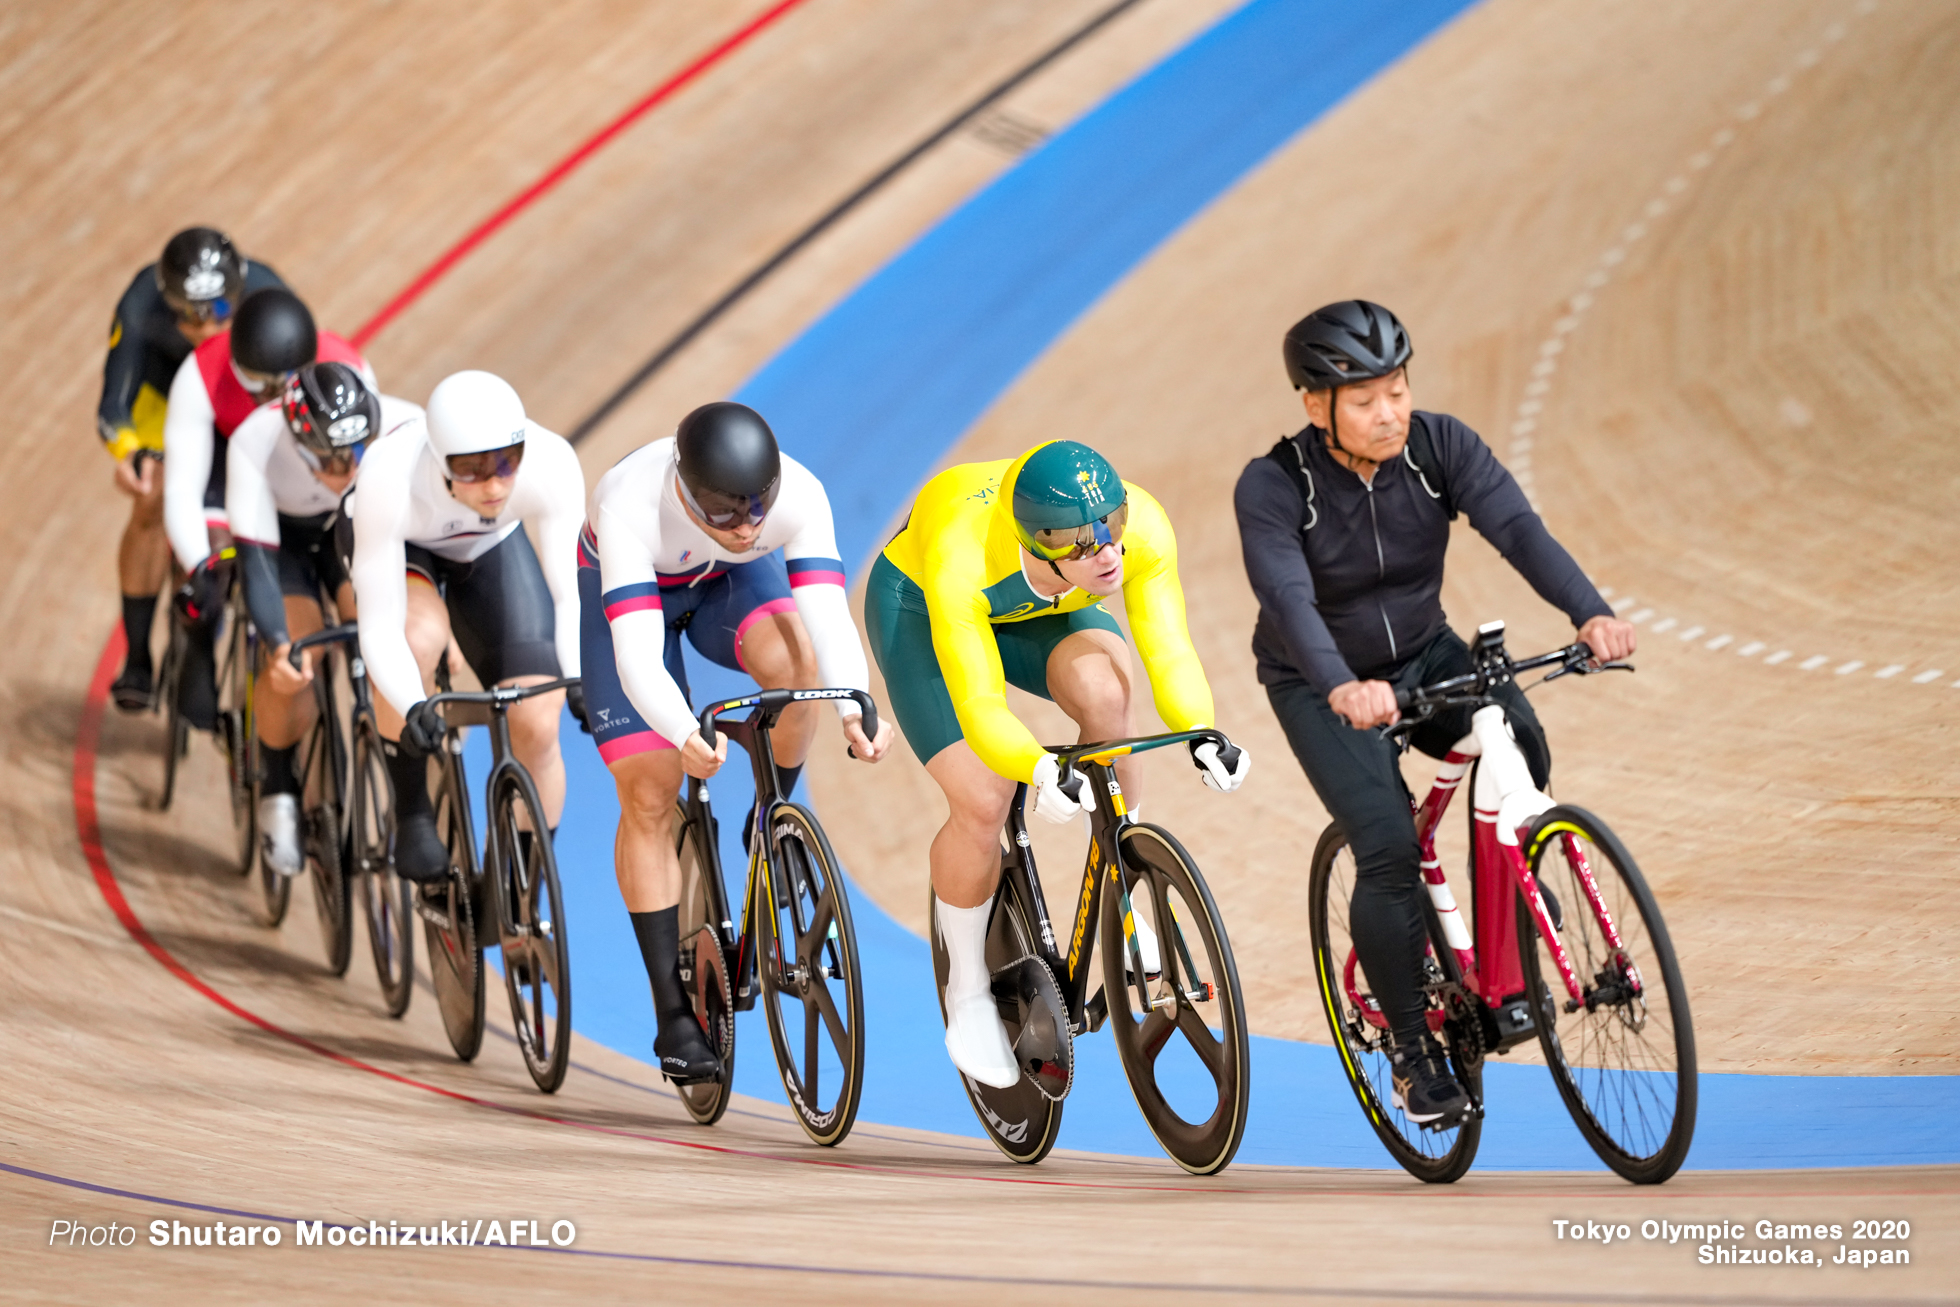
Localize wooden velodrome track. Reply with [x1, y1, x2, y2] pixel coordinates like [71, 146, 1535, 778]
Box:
[5, 0, 1956, 1301]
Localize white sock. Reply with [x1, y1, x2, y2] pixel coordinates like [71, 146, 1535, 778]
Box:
[935, 896, 993, 1002]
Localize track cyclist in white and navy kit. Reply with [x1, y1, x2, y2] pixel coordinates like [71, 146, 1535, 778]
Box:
[229, 363, 419, 877]
[579, 401, 892, 1082]
[348, 371, 585, 885]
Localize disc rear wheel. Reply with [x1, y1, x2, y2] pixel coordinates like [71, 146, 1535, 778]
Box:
[674, 804, 734, 1125]
[1521, 805, 1695, 1184]
[1309, 822, 1481, 1183]
[427, 751, 485, 1062]
[758, 803, 863, 1146]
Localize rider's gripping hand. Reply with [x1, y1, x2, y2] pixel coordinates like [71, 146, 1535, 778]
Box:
[844, 712, 894, 763]
[114, 450, 159, 498]
[680, 729, 727, 780]
[266, 642, 313, 696]
[1030, 754, 1088, 825]
[172, 555, 231, 627]
[1577, 614, 1637, 663]
[400, 700, 446, 758]
[1329, 679, 1399, 730]
[566, 682, 591, 734]
[1191, 739, 1250, 792]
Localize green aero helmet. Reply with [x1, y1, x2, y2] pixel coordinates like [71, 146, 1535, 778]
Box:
[1009, 440, 1129, 561]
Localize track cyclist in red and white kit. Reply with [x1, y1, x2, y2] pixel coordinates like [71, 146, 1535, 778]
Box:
[164, 287, 368, 730]
[347, 371, 585, 886]
[228, 363, 420, 876]
[578, 401, 892, 1082]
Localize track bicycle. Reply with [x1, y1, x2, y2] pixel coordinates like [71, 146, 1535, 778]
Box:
[157, 561, 259, 891]
[671, 687, 876, 1145]
[287, 625, 415, 1016]
[270, 615, 358, 974]
[417, 673, 581, 1093]
[1310, 620, 1696, 1184]
[929, 729, 1251, 1175]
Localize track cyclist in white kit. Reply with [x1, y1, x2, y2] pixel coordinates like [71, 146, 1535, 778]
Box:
[347, 371, 585, 886]
[578, 401, 892, 1082]
[228, 363, 420, 876]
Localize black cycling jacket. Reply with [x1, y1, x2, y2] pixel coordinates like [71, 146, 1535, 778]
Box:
[1233, 411, 1611, 696]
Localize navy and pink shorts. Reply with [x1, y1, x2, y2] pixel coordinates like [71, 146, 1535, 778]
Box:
[577, 535, 844, 764]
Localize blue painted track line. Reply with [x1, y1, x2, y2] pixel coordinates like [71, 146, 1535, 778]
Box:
[528, 0, 1960, 1170]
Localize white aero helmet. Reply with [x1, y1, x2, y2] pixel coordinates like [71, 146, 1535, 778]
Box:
[426, 370, 527, 457]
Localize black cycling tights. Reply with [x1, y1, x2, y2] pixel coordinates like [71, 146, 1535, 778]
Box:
[1267, 629, 1549, 1049]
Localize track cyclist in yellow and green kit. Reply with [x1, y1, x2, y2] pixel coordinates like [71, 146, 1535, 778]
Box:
[866, 440, 1250, 1088]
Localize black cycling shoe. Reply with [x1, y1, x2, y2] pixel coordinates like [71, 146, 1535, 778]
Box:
[111, 663, 154, 713]
[654, 1010, 724, 1085]
[1389, 1037, 1471, 1130]
[393, 809, 453, 884]
[176, 654, 218, 733]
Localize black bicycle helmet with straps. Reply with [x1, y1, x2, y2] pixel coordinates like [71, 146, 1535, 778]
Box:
[231, 287, 317, 375]
[674, 401, 781, 525]
[283, 361, 379, 456]
[1282, 299, 1412, 391]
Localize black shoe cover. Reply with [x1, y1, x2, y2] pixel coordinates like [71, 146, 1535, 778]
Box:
[112, 663, 154, 713]
[393, 809, 452, 884]
[655, 1010, 724, 1084]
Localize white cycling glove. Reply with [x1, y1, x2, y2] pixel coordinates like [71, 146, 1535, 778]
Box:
[1030, 754, 1088, 825]
[1192, 740, 1250, 793]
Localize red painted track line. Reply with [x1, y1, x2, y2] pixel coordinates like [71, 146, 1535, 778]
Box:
[349, 0, 815, 349]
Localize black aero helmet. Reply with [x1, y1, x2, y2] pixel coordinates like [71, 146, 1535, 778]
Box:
[156, 227, 245, 321]
[674, 402, 782, 528]
[231, 287, 317, 375]
[284, 362, 380, 457]
[1283, 300, 1412, 391]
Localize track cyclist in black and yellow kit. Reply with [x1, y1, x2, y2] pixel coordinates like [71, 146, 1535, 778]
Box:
[97, 228, 285, 710]
[866, 441, 1250, 1088]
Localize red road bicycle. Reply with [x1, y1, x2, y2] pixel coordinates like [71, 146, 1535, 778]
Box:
[1310, 621, 1696, 1184]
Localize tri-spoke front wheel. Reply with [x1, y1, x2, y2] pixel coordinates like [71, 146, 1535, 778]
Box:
[427, 751, 485, 1062]
[1521, 806, 1696, 1184]
[1309, 823, 1481, 1183]
[1103, 823, 1249, 1176]
[674, 805, 734, 1125]
[351, 720, 414, 1017]
[493, 768, 570, 1093]
[757, 803, 863, 1146]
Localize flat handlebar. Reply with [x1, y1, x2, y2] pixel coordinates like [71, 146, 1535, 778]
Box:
[424, 677, 582, 715]
[696, 688, 879, 755]
[1392, 638, 1633, 719]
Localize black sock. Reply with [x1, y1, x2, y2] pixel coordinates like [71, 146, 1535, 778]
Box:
[260, 743, 299, 796]
[776, 762, 804, 801]
[381, 740, 432, 819]
[630, 906, 686, 1018]
[120, 595, 157, 671]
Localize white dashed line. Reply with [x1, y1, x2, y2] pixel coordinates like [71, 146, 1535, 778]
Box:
[1503, 3, 1950, 696]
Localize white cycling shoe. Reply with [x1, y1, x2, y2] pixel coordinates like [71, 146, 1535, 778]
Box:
[944, 993, 1021, 1089]
[258, 793, 303, 877]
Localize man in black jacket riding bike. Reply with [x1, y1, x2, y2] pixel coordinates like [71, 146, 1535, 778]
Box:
[1233, 300, 1635, 1128]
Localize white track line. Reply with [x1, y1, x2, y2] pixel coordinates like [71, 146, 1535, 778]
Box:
[1507, 1, 1951, 691]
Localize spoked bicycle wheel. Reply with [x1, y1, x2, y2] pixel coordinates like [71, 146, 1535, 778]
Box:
[1520, 805, 1696, 1184]
[674, 803, 734, 1125]
[929, 869, 1066, 1166]
[427, 751, 485, 1062]
[218, 605, 259, 879]
[757, 802, 863, 1146]
[156, 622, 189, 812]
[1309, 823, 1481, 1183]
[492, 767, 570, 1093]
[1102, 823, 1250, 1175]
[351, 720, 414, 1017]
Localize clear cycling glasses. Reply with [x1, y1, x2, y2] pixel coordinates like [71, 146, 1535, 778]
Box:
[163, 290, 233, 325]
[298, 441, 369, 476]
[446, 443, 526, 484]
[679, 474, 780, 530]
[1028, 502, 1128, 561]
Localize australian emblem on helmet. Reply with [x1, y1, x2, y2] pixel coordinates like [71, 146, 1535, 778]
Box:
[1008, 439, 1129, 561]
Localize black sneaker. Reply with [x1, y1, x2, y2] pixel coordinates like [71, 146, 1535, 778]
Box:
[655, 1009, 724, 1085]
[393, 809, 452, 884]
[1390, 1038, 1471, 1129]
[112, 662, 154, 713]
